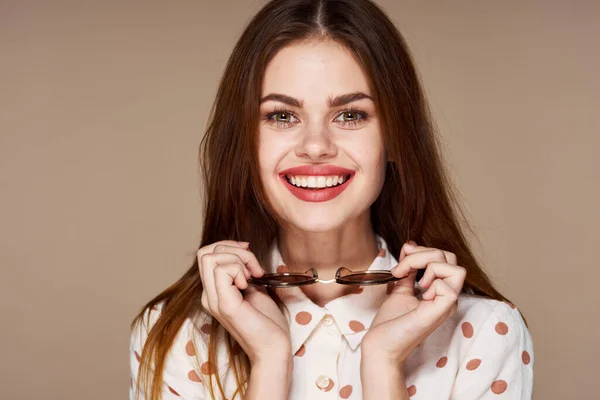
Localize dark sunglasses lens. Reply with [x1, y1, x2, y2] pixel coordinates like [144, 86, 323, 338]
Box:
[248, 273, 316, 287]
[336, 271, 399, 285]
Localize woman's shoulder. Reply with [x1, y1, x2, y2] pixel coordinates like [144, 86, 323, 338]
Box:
[129, 301, 227, 399]
[416, 292, 532, 358]
[409, 293, 534, 398]
[446, 295, 534, 398]
[454, 293, 528, 333]
[130, 301, 216, 358]
[433, 293, 533, 360]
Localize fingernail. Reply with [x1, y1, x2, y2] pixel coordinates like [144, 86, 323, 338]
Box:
[238, 241, 249, 247]
[404, 243, 415, 250]
[409, 240, 417, 245]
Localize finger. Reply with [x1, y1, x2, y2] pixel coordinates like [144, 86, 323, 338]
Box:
[421, 279, 459, 310]
[376, 280, 458, 343]
[215, 264, 248, 291]
[200, 253, 253, 311]
[418, 262, 466, 294]
[444, 251, 457, 266]
[211, 244, 265, 277]
[214, 264, 248, 317]
[392, 242, 421, 276]
[390, 269, 417, 296]
[212, 252, 252, 279]
[200, 254, 219, 312]
[205, 264, 247, 341]
[197, 240, 249, 283]
[197, 240, 250, 259]
[401, 244, 457, 266]
[398, 240, 417, 262]
[401, 280, 458, 336]
[205, 252, 252, 279]
[391, 248, 448, 278]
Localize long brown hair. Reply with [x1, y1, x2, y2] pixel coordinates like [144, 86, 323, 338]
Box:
[132, 0, 523, 398]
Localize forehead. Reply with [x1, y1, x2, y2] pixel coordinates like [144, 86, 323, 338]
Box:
[261, 39, 372, 101]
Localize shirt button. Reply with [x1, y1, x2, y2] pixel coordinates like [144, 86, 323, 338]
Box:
[316, 375, 330, 390]
[323, 315, 334, 326]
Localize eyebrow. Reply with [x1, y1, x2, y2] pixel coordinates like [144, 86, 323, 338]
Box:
[259, 91, 373, 108]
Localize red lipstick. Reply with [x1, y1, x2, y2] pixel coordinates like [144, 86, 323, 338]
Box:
[279, 165, 355, 202]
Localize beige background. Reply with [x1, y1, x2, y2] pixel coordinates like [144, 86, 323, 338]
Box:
[1, 1, 598, 399]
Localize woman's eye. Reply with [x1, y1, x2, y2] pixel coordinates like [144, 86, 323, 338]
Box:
[334, 110, 369, 127]
[274, 112, 295, 124]
[264, 110, 298, 128]
[262, 108, 369, 128]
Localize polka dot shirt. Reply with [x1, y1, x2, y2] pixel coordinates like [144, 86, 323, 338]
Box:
[130, 236, 534, 399]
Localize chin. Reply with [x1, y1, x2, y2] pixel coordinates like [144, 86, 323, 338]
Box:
[282, 212, 350, 233]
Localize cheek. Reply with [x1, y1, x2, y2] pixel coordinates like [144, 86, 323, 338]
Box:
[257, 130, 290, 186]
[348, 134, 386, 174]
[257, 131, 277, 172]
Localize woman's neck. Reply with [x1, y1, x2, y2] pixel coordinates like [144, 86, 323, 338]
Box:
[276, 217, 379, 306]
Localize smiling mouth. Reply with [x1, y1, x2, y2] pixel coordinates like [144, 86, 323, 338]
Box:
[284, 174, 352, 189]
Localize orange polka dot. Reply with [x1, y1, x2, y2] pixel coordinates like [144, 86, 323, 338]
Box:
[295, 311, 312, 325]
[168, 386, 180, 396]
[466, 358, 481, 370]
[378, 248, 387, 257]
[200, 323, 211, 335]
[522, 350, 531, 365]
[436, 356, 448, 368]
[491, 380, 508, 394]
[151, 305, 159, 311]
[295, 344, 306, 357]
[407, 385, 417, 396]
[134, 351, 141, 362]
[188, 370, 202, 382]
[340, 385, 353, 398]
[505, 301, 516, 309]
[461, 322, 474, 338]
[495, 322, 509, 335]
[349, 320, 365, 332]
[201, 361, 216, 375]
[355, 287, 364, 294]
[277, 264, 288, 273]
[185, 340, 196, 356]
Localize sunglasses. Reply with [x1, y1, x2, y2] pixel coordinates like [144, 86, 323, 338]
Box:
[247, 267, 405, 288]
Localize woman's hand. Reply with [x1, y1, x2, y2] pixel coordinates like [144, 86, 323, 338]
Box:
[198, 240, 291, 365]
[361, 241, 466, 365]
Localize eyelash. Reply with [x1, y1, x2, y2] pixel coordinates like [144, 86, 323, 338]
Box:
[262, 106, 370, 129]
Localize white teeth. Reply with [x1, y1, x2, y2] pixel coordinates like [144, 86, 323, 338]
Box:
[286, 174, 349, 189]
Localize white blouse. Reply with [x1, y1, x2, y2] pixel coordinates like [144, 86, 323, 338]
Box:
[130, 236, 534, 399]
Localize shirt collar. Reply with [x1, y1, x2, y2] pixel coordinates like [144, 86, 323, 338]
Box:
[267, 235, 398, 352]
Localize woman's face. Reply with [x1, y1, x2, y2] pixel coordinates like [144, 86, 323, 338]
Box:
[258, 39, 386, 233]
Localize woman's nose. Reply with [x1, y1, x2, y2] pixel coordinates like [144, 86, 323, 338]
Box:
[294, 128, 338, 160]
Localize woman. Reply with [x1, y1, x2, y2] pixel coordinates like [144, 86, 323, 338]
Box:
[130, 0, 534, 399]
